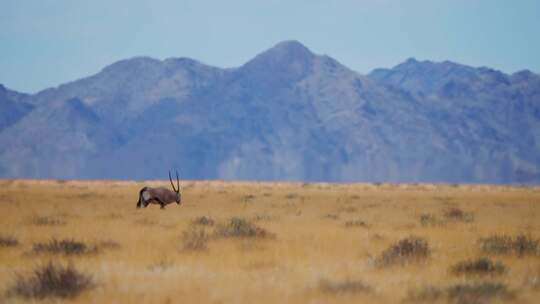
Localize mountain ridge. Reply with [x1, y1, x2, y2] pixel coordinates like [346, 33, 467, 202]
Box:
[1, 41, 539, 183]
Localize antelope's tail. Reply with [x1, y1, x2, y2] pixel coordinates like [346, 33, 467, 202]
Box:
[137, 187, 148, 208]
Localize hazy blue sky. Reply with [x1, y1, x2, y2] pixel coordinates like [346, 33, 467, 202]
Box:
[1, 0, 539, 93]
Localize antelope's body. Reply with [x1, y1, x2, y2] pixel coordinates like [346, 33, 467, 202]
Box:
[137, 171, 182, 209]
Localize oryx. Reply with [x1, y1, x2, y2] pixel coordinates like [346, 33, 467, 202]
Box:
[137, 170, 182, 209]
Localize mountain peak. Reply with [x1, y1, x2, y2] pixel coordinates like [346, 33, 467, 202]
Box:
[512, 69, 536, 82]
[245, 40, 314, 67]
[100, 56, 162, 74]
[272, 40, 311, 53]
[239, 40, 316, 85]
[405, 57, 418, 64]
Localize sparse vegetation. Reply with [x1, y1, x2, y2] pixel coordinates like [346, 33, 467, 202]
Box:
[8, 262, 93, 299]
[376, 236, 430, 266]
[182, 227, 209, 251]
[344, 219, 368, 227]
[447, 282, 515, 304]
[419, 213, 441, 226]
[523, 267, 540, 290]
[134, 218, 157, 226]
[479, 234, 539, 256]
[97, 240, 120, 250]
[338, 206, 358, 213]
[1, 180, 539, 303]
[319, 278, 372, 294]
[0, 235, 19, 247]
[214, 217, 273, 239]
[148, 259, 174, 271]
[450, 257, 506, 276]
[323, 213, 339, 220]
[241, 194, 256, 203]
[405, 285, 444, 302]
[253, 214, 273, 221]
[31, 216, 66, 226]
[444, 207, 474, 222]
[32, 239, 97, 255]
[405, 282, 515, 304]
[192, 216, 215, 226]
[285, 193, 298, 199]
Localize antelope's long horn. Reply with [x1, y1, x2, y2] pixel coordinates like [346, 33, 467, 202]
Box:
[169, 170, 177, 192]
[176, 170, 180, 192]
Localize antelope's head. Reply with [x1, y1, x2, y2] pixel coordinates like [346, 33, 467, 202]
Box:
[169, 170, 182, 204]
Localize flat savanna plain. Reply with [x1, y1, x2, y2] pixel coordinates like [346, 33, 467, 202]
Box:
[1, 180, 540, 303]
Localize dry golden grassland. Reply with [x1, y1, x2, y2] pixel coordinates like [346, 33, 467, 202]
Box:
[1, 179, 540, 303]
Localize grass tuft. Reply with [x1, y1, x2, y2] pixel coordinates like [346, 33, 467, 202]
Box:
[376, 236, 430, 266]
[479, 234, 539, 256]
[8, 262, 93, 299]
[0, 235, 19, 247]
[405, 282, 514, 304]
[443, 207, 474, 222]
[182, 227, 209, 251]
[214, 217, 274, 239]
[405, 285, 444, 302]
[32, 239, 97, 255]
[241, 194, 256, 203]
[450, 257, 506, 276]
[447, 282, 515, 304]
[191, 216, 215, 226]
[97, 240, 120, 250]
[31, 216, 66, 226]
[344, 219, 368, 228]
[319, 279, 372, 294]
[419, 213, 441, 226]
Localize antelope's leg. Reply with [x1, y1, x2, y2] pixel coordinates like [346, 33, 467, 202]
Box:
[154, 198, 166, 209]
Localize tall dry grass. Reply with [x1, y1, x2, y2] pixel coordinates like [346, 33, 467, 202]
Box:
[0, 179, 539, 303]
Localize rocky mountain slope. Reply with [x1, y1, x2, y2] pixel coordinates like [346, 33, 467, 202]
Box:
[1, 41, 538, 183]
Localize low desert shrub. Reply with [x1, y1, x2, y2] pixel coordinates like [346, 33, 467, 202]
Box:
[344, 219, 368, 228]
[182, 227, 208, 251]
[419, 213, 441, 226]
[444, 207, 474, 222]
[253, 214, 273, 221]
[405, 282, 514, 304]
[241, 194, 256, 203]
[286, 193, 299, 199]
[0, 235, 19, 247]
[8, 262, 93, 299]
[319, 279, 372, 294]
[479, 234, 539, 256]
[405, 286, 444, 302]
[376, 236, 430, 266]
[148, 259, 174, 271]
[523, 267, 540, 290]
[323, 214, 340, 220]
[214, 217, 273, 239]
[192, 216, 215, 226]
[338, 206, 358, 213]
[31, 216, 66, 226]
[447, 282, 514, 304]
[97, 240, 120, 250]
[32, 239, 96, 255]
[450, 257, 506, 276]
